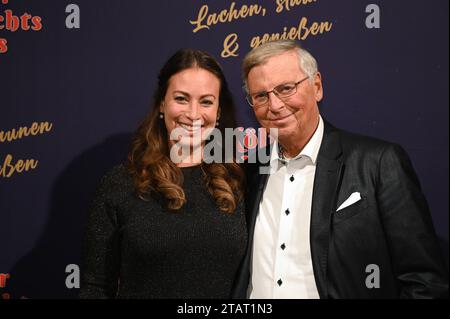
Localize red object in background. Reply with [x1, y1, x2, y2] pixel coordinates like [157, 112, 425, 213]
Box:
[0, 273, 10, 288]
[0, 38, 7, 53]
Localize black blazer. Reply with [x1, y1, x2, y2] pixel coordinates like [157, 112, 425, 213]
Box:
[232, 121, 448, 299]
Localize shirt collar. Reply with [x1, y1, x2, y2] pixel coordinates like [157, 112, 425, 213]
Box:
[270, 115, 324, 168]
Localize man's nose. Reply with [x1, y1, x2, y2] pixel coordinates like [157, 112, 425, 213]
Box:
[267, 92, 284, 112]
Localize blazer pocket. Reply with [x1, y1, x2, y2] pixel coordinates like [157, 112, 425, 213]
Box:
[333, 196, 370, 225]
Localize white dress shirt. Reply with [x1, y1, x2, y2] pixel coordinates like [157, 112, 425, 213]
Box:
[249, 116, 324, 299]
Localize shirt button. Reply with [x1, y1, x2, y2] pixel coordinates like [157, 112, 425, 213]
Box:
[277, 279, 283, 286]
[281, 243, 286, 250]
[290, 175, 295, 182]
[285, 209, 290, 216]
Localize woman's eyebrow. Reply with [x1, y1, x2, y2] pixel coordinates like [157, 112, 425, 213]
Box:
[200, 94, 216, 99]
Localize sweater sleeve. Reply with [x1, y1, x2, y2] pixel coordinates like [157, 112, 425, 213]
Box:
[79, 167, 122, 299]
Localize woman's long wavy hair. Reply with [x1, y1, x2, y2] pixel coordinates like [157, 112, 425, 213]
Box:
[128, 49, 245, 213]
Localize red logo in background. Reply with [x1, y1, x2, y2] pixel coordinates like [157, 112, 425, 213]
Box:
[0, 273, 10, 288]
[0, 273, 30, 299]
[1, 273, 11, 299]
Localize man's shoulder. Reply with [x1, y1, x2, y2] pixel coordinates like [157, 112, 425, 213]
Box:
[329, 124, 403, 155]
[324, 124, 416, 182]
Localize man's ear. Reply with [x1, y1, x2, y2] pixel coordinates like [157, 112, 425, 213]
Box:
[314, 72, 323, 102]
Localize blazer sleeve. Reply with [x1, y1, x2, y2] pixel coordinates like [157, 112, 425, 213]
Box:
[79, 171, 121, 299]
[377, 144, 448, 298]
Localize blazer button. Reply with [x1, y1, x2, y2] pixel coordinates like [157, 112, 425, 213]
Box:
[277, 279, 283, 286]
[285, 209, 290, 216]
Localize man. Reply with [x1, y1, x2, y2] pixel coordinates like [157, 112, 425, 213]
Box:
[232, 40, 448, 298]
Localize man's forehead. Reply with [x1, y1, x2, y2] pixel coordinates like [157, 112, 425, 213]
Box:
[247, 51, 303, 87]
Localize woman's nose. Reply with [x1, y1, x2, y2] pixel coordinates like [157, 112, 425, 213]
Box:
[186, 102, 201, 120]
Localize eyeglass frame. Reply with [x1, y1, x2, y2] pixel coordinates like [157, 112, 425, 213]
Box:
[245, 76, 310, 108]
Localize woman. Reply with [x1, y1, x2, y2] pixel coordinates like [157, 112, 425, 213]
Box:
[79, 49, 247, 298]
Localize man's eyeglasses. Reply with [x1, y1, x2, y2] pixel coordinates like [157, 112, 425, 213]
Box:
[246, 76, 310, 108]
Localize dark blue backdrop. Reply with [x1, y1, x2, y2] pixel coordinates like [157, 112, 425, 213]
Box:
[0, 0, 448, 298]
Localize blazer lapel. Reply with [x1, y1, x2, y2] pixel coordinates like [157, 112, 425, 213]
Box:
[247, 166, 269, 240]
[310, 122, 343, 298]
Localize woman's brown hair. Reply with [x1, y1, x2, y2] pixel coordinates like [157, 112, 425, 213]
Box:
[128, 49, 245, 213]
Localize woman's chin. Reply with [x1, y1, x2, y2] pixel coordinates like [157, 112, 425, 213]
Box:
[177, 136, 200, 146]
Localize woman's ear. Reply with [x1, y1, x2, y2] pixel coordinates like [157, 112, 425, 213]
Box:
[215, 108, 221, 127]
[160, 101, 165, 113]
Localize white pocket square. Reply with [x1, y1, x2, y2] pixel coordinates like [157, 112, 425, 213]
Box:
[337, 192, 362, 212]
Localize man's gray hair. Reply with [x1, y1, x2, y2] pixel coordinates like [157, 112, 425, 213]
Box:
[242, 40, 319, 92]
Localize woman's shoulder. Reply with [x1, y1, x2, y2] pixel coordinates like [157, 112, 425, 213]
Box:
[95, 164, 135, 202]
[103, 163, 130, 179]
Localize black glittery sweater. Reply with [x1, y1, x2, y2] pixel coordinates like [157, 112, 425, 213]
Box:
[79, 164, 247, 299]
